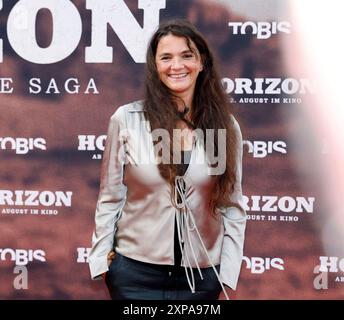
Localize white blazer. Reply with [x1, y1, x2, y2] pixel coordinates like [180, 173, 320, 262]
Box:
[88, 100, 246, 291]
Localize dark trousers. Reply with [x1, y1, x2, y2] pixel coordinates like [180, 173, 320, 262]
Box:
[105, 252, 222, 300]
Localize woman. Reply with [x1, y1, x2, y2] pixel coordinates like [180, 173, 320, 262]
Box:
[89, 19, 246, 300]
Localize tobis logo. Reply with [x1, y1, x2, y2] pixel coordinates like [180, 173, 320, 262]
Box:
[243, 140, 287, 158]
[243, 256, 285, 274]
[0, 137, 46, 154]
[228, 21, 291, 39]
[0, 248, 46, 265]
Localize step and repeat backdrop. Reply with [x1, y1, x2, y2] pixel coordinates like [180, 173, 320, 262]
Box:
[1, 0, 343, 299]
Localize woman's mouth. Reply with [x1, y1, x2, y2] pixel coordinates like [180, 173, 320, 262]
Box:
[168, 73, 188, 79]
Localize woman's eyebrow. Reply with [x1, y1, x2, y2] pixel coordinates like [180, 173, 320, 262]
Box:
[182, 49, 195, 55]
[158, 49, 194, 57]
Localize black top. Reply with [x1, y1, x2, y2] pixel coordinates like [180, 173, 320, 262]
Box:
[174, 150, 192, 266]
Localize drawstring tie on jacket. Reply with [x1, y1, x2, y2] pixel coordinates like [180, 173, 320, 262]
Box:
[174, 175, 230, 300]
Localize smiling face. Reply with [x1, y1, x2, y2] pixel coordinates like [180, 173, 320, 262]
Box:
[155, 34, 203, 104]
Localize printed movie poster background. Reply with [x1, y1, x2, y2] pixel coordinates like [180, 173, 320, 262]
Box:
[1, 0, 343, 299]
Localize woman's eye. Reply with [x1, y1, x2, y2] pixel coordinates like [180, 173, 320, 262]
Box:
[161, 56, 170, 61]
[183, 54, 194, 59]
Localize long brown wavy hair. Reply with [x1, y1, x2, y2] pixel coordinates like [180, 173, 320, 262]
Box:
[143, 19, 238, 214]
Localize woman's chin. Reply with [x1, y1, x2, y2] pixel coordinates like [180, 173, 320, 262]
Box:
[167, 85, 191, 95]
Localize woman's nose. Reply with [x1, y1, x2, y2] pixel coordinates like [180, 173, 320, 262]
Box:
[171, 57, 183, 69]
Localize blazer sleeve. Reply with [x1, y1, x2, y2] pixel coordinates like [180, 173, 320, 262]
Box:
[88, 107, 127, 280]
[219, 116, 247, 290]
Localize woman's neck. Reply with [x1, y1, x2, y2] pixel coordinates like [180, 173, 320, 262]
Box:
[174, 93, 193, 114]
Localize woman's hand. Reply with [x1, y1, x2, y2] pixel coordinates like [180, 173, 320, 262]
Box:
[102, 251, 116, 280]
[107, 250, 116, 266]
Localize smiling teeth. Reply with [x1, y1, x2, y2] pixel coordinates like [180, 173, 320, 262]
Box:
[169, 73, 187, 78]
